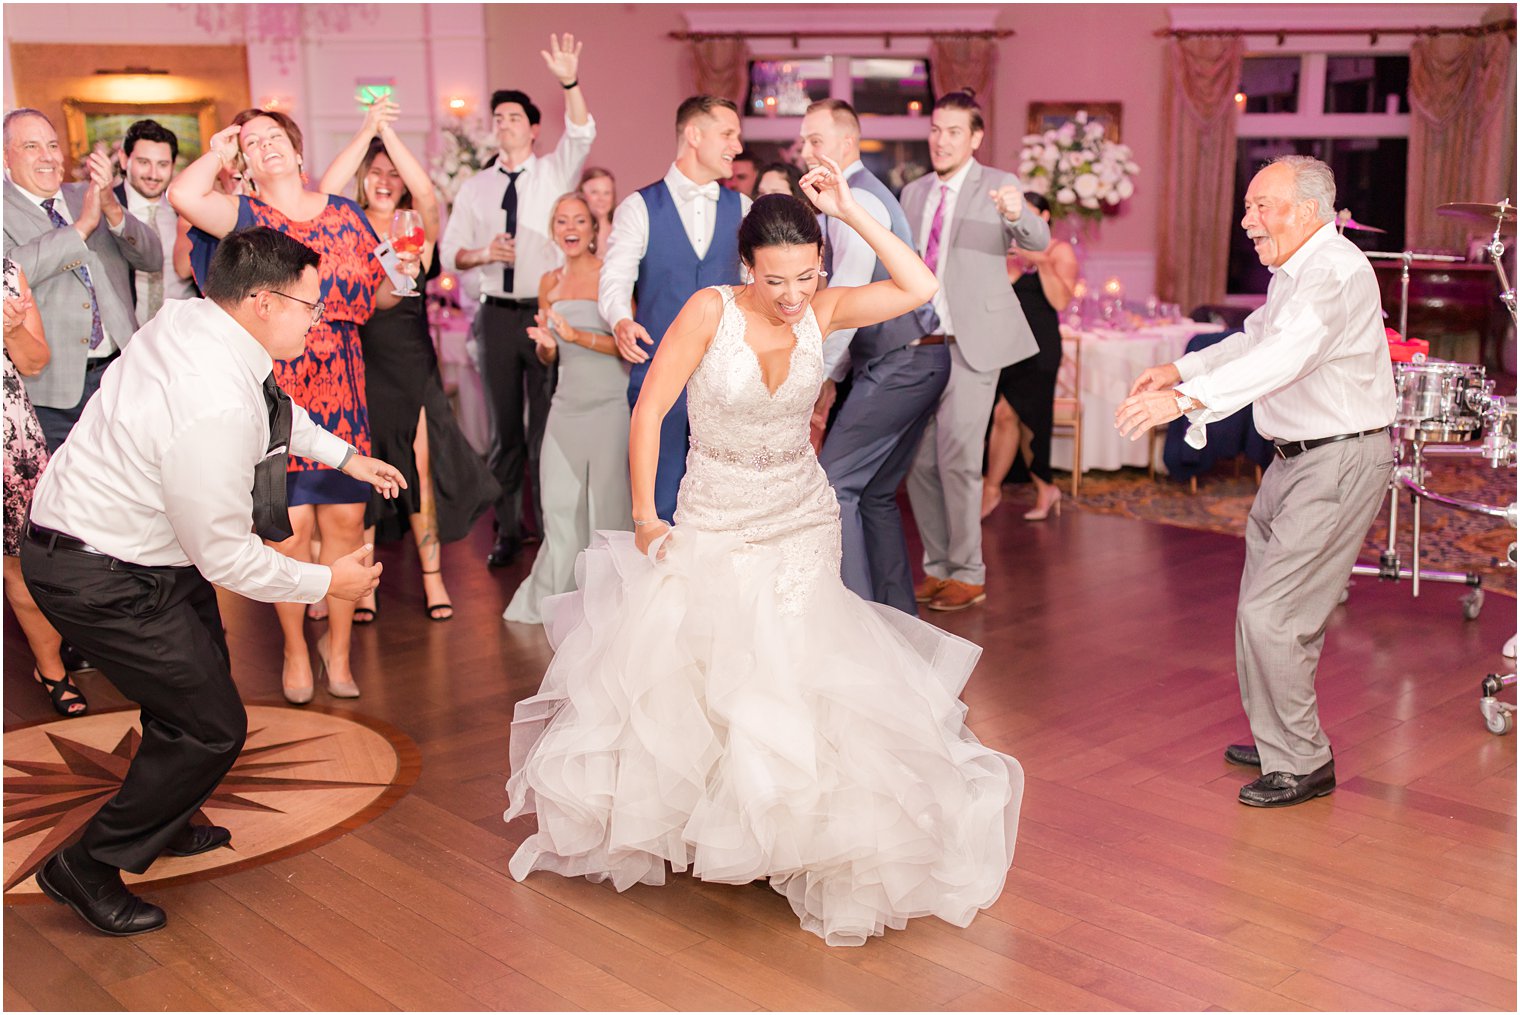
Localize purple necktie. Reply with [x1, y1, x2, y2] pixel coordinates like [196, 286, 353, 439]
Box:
[42, 197, 105, 349]
[923, 183, 949, 274]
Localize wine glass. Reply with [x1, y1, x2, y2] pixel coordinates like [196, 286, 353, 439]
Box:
[389, 209, 425, 297]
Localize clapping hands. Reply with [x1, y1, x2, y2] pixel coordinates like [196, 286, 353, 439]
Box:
[362, 95, 401, 138]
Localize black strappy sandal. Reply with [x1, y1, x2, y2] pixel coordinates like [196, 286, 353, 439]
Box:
[421, 568, 453, 622]
[34, 668, 88, 717]
[352, 591, 378, 625]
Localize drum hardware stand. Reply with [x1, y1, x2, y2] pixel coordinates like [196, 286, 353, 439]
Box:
[1349, 439, 1487, 615]
[1479, 197, 1517, 325]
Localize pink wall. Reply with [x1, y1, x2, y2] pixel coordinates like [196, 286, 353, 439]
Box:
[484, 4, 1170, 263]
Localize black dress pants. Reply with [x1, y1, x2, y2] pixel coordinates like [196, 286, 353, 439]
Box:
[20, 538, 247, 875]
[474, 301, 553, 541]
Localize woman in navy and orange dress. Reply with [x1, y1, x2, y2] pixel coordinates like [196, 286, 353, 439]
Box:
[170, 108, 418, 704]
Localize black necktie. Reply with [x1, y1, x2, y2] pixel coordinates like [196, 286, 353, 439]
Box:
[500, 169, 523, 294]
[253, 371, 294, 542]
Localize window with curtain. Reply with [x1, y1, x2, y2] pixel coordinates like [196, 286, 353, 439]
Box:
[741, 53, 936, 196]
[1228, 52, 1412, 295]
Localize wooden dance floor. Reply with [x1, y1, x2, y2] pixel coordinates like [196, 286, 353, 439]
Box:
[4, 500, 1515, 1011]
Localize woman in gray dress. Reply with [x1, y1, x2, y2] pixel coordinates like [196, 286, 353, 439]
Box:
[505, 194, 631, 624]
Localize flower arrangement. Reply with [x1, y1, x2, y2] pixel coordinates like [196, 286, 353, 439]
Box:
[1017, 111, 1139, 220]
[428, 119, 499, 207]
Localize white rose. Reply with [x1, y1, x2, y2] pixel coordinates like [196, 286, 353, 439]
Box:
[1117, 178, 1135, 199]
[1081, 196, 1099, 209]
[1019, 160, 1035, 176]
[1028, 176, 1051, 195]
[1105, 192, 1121, 206]
[1057, 122, 1076, 143]
[1074, 173, 1100, 198]
[1056, 186, 1077, 205]
[1041, 148, 1059, 169]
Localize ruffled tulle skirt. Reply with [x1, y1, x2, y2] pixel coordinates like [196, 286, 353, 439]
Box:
[504, 528, 1023, 947]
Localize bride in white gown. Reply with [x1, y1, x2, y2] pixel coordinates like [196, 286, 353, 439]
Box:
[505, 156, 1024, 946]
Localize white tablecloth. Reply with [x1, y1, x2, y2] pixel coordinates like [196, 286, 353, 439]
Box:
[1050, 320, 1226, 473]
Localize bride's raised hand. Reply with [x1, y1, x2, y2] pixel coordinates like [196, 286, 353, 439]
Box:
[800, 154, 855, 220]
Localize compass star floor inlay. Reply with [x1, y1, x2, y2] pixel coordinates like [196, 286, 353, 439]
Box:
[3, 704, 418, 900]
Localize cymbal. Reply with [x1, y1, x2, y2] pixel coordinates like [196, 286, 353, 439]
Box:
[1340, 215, 1386, 234]
[1437, 201, 1516, 227]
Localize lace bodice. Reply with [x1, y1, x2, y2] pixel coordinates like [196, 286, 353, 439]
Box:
[674, 285, 840, 613]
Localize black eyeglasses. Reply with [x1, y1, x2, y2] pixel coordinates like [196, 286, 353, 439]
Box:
[268, 290, 325, 323]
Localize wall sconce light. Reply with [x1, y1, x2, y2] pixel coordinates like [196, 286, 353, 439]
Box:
[907, 100, 923, 116]
[446, 96, 469, 118]
[260, 94, 295, 112]
[1233, 92, 1247, 106]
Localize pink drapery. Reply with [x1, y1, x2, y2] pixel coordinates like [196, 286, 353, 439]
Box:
[930, 35, 998, 151]
[1156, 35, 1244, 315]
[1407, 30, 1516, 250]
[689, 37, 749, 106]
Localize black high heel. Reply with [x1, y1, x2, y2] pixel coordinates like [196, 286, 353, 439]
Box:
[421, 568, 453, 622]
[35, 667, 88, 717]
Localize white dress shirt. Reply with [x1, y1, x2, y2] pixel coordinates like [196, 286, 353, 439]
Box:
[13, 183, 122, 355]
[818, 159, 892, 382]
[598, 164, 753, 329]
[29, 298, 352, 603]
[917, 158, 973, 338]
[1175, 221, 1396, 447]
[440, 113, 596, 300]
[124, 183, 195, 321]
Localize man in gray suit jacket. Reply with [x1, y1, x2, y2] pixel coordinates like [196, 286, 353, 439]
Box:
[3, 109, 160, 451]
[899, 90, 1049, 612]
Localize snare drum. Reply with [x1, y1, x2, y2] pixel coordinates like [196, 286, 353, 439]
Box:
[1393, 361, 1488, 442]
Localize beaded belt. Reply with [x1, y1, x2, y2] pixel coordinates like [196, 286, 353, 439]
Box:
[689, 436, 813, 469]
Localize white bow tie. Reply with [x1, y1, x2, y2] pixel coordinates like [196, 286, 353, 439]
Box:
[680, 181, 720, 204]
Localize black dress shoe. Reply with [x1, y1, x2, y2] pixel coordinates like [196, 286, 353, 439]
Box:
[1224, 743, 1260, 767]
[164, 823, 232, 858]
[58, 642, 95, 673]
[35, 852, 166, 936]
[486, 537, 521, 568]
[1238, 759, 1336, 808]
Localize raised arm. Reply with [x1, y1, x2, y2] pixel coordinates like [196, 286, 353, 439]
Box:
[629, 288, 722, 542]
[318, 97, 397, 198]
[803, 156, 938, 335]
[167, 124, 243, 238]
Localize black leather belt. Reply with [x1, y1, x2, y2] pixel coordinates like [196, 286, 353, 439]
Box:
[26, 523, 107, 555]
[1274, 427, 1388, 459]
[911, 334, 955, 346]
[481, 295, 537, 309]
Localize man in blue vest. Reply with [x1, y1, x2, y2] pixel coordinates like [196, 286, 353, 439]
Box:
[802, 99, 946, 615]
[599, 95, 750, 522]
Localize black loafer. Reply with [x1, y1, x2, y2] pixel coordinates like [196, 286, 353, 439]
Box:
[58, 642, 95, 673]
[1224, 743, 1260, 767]
[164, 823, 232, 858]
[1238, 759, 1336, 808]
[35, 852, 166, 936]
[486, 538, 520, 568]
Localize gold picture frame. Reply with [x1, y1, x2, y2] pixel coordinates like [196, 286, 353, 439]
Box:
[1026, 101, 1122, 143]
[60, 98, 219, 167]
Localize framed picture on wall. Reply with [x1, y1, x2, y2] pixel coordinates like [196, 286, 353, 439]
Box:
[60, 98, 218, 170]
[1026, 101, 1122, 142]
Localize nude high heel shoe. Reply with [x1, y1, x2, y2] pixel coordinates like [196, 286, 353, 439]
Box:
[1023, 487, 1063, 521]
[315, 632, 360, 699]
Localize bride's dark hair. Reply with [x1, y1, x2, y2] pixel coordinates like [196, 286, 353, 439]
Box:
[738, 193, 822, 266]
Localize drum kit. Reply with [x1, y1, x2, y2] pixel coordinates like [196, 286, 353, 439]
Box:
[1344, 199, 1516, 734]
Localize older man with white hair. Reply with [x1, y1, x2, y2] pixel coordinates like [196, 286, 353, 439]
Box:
[1115, 154, 1395, 808]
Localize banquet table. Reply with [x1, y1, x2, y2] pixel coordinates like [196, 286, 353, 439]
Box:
[1050, 319, 1227, 474]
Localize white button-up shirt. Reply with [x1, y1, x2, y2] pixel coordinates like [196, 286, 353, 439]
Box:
[598, 163, 753, 330]
[819, 159, 892, 382]
[29, 298, 351, 603]
[917, 157, 973, 338]
[1175, 221, 1396, 446]
[440, 113, 596, 301]
[13, 182, 122, 355]
[124, 182, 195, 321]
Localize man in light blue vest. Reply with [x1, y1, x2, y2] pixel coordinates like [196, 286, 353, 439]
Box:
[600, 96, 750, 522]
[802, 99, 947, 615]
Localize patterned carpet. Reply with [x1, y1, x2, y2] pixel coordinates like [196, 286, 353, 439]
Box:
[1055, 455, 1517, 596]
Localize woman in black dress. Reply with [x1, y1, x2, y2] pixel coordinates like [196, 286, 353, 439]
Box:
[320, 98, 498, 621]
[981, 193, 1079, 521]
